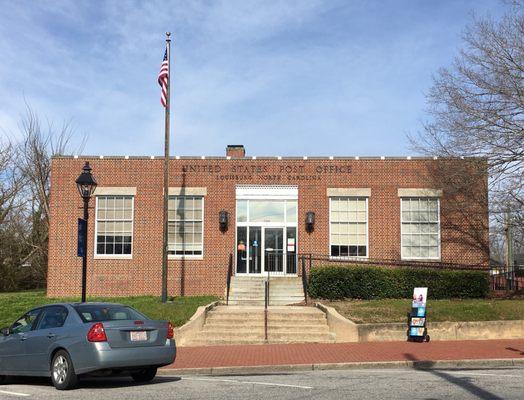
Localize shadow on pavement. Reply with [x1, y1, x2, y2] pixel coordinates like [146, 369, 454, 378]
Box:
[209, 373, 298, 378]
[79, 376, 182, 389]
[505, 347, 524, 355]
[6, 375, 181, 389]
[403, 353, 504, 400]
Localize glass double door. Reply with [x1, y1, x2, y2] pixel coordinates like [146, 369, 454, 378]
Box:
[236, 226, 296, 274]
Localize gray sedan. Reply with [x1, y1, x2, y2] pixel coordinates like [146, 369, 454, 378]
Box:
[0, 302, 176, 390]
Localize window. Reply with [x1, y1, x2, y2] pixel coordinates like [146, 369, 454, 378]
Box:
[11, 309, 41, 334]
[330, 197, 368, 257]
[401, 198, 440, 259]
[168, 196, 203, 256]
[236, 199, 297, 224]
[36, 306, 68, 330]
[74, 305, 146, 322]
[95, 196, 134, 255]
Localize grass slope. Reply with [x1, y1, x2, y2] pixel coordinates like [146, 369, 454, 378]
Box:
[320, 298, 524, 324]
[0, 290, 218, 328]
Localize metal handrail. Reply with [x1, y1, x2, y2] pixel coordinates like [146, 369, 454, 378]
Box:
[301, 255, 308, 305]
[226, 253, 233, 305]
[264, 279, 269, 341]
[265, 258, 270, 341]
[264, 250, 298, 274]
[295, 253, 488, 271]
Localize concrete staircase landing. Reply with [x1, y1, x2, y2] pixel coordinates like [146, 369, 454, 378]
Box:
[184, 306, 336, 346]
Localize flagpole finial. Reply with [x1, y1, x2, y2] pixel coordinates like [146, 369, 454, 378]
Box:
[166, 32, 171, 41]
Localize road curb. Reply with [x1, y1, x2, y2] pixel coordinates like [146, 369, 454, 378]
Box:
[159, 358, 524, 376]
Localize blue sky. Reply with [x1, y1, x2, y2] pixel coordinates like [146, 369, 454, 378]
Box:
[0, 0, 507, 157]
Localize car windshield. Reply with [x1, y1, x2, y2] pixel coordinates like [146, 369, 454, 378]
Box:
[73, 305, 147, 322]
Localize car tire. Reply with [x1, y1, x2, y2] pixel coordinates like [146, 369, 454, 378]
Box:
[131, 367, 157, 383]
[51, 350, 78, 390]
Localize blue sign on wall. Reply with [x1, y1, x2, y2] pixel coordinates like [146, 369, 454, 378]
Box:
[77, 218, 87, 257]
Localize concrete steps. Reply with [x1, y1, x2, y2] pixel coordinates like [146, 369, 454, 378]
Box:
[184, 306, 336, 346]
[227, 276, 305, 306]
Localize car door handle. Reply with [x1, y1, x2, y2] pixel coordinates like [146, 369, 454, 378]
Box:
[47, 333, 57, 339]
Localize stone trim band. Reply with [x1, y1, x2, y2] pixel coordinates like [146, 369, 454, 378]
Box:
[397, 188, 443, 197]
[94, 187, 137, 196]
[168, 187, 207, 196]
[327, 188, 371, 197]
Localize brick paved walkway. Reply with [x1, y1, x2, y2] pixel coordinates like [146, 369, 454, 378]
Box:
[166, 339, 524, 369]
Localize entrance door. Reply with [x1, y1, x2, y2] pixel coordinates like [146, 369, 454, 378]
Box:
[235, 226, 262, 274]
[264, 227, 284, 274]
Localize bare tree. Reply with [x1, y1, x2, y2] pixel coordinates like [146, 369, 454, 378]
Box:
[0, 106, 85, 291]
[0, 139, 23, 225]
[15, 106, 85, 286]
[411, 5, 524, 262]
[0, 138, 27, 290]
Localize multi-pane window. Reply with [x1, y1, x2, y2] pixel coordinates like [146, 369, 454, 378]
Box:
[168, 196, 203, 256]
[401, 198, 440, 259]
[330, 197, 368, 257]
[95, 196, 133, 255]
[236, 199, 297, 224]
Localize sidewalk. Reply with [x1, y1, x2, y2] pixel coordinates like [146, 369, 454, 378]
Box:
[164, 339, 524, 374]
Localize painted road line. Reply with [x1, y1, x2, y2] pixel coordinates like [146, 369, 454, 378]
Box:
[336, 368, 523, 377]
[447, 371, 523, 378]
[182, 377, 313, 390]
[0, 389, 31, 397]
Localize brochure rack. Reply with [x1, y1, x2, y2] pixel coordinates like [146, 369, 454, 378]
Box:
[407, 287, 430, 342]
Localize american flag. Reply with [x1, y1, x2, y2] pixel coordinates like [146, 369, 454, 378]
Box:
[158, 48, 169, 107]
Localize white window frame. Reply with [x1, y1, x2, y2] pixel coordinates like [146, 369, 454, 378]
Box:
[168, 195, 205, 260]
[94, 195, 134, 260]
[329, 197, 369, 260]
[400, 197, 441, 260]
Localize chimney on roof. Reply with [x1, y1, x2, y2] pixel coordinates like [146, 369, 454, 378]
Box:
[226, 145, 245, 158]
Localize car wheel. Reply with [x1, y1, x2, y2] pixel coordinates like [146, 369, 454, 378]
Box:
[131, 367, 157, 383]
[51, 350, 78, 390]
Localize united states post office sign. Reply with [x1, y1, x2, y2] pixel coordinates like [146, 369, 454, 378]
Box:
[181, 163, 352, 182]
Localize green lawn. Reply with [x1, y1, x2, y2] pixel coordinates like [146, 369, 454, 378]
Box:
[320, 298, 524, 324]
[0, 290, 218, 329]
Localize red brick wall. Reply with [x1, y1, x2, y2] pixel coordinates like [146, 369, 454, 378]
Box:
[47, 156, 489, 298]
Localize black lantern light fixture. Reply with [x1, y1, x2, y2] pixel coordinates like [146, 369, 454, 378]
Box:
[219, 210, 229, 232]
[75, 162, 97, 302]
[76, 162, 98, 200]
[305, 211, 315, 233]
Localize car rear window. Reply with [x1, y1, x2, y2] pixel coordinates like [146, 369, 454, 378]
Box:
[73, 305, 146, 322]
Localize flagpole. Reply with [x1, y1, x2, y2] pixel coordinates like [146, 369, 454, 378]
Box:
[161, 32, 171, 303]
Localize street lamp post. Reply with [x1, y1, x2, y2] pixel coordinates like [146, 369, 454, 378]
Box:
[75, 162, 97, 303]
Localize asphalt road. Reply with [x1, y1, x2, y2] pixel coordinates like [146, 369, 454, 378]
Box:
[0, 367, 523, 399]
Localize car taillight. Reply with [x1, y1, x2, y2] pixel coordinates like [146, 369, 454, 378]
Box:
[87, 322, 107, 342]
[167, 322, 174, 339]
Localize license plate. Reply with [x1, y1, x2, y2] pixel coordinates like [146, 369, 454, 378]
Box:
[130, 331, 147, 341]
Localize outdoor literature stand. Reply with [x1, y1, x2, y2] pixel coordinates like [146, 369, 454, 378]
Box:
[407, 287, 430, 342]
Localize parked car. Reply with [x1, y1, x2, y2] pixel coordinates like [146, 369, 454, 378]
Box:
[0, 302, 176, 390]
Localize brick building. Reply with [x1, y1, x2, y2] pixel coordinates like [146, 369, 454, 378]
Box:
[47, 145, 489, 297]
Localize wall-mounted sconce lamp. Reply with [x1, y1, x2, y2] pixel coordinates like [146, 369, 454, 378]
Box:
[219, 210, 229, 232]
[305, 211, 315, 233]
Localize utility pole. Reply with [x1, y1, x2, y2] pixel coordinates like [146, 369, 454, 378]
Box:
[504, 210, 514, 292]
